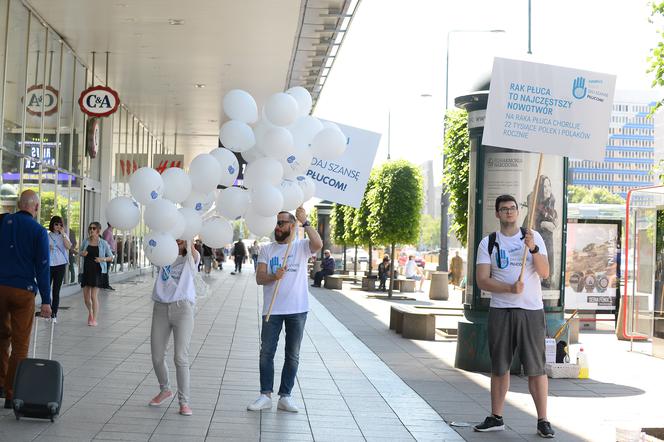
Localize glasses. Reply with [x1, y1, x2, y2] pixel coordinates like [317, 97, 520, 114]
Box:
[276, 220, 293, 227]
[498, 206, 518, 214]
[88, 226, 98, 231]
[54, 223, 63, 226]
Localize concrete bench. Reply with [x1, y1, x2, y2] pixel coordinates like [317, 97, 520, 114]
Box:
[362, 276, 376, 291]
[389, 305, 436, 340]
[324, 275, 343, 289]
[393, 277, 416, 292]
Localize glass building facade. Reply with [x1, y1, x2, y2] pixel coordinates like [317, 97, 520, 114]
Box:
[568, 94, 658, 202]
[0, 0, 171, 286]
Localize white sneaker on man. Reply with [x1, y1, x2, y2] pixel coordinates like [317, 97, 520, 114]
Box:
[277, 396, 299, 413]
[247, 394, 272, 411]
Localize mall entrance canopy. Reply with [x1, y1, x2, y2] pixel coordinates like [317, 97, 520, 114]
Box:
[623, 185, 664, 358]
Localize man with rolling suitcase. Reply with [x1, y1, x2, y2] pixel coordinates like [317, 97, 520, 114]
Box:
[0, 190, 52, 409]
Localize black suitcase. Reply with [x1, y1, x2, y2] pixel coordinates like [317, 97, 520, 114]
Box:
[12, 315, 63, 422]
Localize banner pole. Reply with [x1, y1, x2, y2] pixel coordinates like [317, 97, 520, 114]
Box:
[519, 152, 544, 282]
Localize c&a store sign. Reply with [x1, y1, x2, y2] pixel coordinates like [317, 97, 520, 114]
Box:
[78, 85, 120, 117]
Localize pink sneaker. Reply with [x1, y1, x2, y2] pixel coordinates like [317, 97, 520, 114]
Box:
[87, 314, 93, 326]
[179, 403, 192, 416]
[149, 390, 173, 406]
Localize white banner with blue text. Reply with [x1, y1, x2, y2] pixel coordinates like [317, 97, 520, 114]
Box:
[307, 122, 380, 208]
[483, 58, 616, 161]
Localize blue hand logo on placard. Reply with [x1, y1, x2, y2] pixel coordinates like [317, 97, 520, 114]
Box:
[572, 76, 587, 100]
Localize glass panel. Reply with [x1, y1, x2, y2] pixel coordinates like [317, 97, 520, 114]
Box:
[37, 164, 58, 228]
[23, 16, 46, 162]
[71, 62, 86, 176]
[2, 1, 28, 152]
[0, 149, 20, 213]
[57, 48, 75, 171]
[0, 0, 7, 134]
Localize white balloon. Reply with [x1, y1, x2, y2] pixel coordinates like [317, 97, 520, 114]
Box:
[310, 127, 347, 160]
[251, 183, 284, 217]
[281, 146, 313, 180]
[169, 210, 186, 239]
[129, 167, 164, 205]
[188, 153, 222, 194]
[216, 186, 251, 220]
[219, 120, 255, 152]
[286, 86, 313, 116]
[295, 175, 316, 202]
[257, 126, 295, 160]
[199, 217, 233, 248]
[144, 231, 179, 267]
[161, 167, 192, 203]
[144, 199, 180, 233]
[289, 115, 323, 149]
[179, 207, 203, 239]
[223, 89, 258, 123]
[245, 209, 277, 237]
[280, 180, 304, 211]
[322, 121, 342, 132]
[243, 157, 283, 188]
[264, 92, 298, 127]
[209, 148, 240, 187]
[183, 190, 215, 214]
[106, 197, 141, 231]
[241, 147, 264, 163]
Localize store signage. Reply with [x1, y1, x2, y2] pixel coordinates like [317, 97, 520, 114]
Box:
[78, 85, 120, 117]
[86, 117, 100, 158]
[153, 154, 184, 173]
[115, 154, 149, 180]
[483, 58, 616, 161]
[25, 84, 59, 117]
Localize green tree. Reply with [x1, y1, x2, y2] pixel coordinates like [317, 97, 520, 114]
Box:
[352, 170, 378, 274]
[419, 214, 440, 250]
[648, 1, 664, 112]
[568, 185, 625, 204]
[443, 109, 470, 247]
[330, 203, 349, 271]
[308, 206, 318, 229]
[369, 160, 424, 296]
[342, 205, 360, 275]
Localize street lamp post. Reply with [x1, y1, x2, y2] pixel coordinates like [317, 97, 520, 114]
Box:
[438, 29, 505, 272]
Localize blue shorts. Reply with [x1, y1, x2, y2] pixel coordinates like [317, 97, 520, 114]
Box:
[407, 275, 422, 281]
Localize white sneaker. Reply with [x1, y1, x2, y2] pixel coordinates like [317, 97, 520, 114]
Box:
[247, 394, 272, 411]
[277, 396, 299, 413]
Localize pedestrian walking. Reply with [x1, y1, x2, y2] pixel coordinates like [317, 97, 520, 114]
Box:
[149, 239, 199, 416]
[249, 241, 260, 272]
[247, 208, 322, 413]
[202, 244, 213, 276]
[79, 221, 114, 327]
[0, 190, 52, 408]
[101, 223, 117, 291]
[232, 239, 247, 274]
[48, 216, 71, 322]
[473, 195, 555, 438]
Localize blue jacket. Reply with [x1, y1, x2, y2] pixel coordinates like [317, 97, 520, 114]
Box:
[0, 211, 51, 305]
[80, 238, 115, 274]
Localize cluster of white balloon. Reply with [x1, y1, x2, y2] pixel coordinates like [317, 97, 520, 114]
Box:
[105, 87, 347, 267]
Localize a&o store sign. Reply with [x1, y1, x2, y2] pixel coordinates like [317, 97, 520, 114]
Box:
[25, 84, 59, 117]
[78, 85, 120, 117]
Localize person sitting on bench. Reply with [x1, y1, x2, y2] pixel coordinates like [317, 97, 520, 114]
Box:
[404, 255, 424, 292]
[378, 256, 392, 291]
[312, 250, 335, 287]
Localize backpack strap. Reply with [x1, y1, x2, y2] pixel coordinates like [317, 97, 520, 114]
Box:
[488, 227, 528, 255]
[520, 226, 527, 240]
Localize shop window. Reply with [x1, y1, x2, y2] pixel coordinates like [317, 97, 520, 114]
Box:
[2, 2, 29, 152]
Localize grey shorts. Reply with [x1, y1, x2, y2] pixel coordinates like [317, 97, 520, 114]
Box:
[488, 307, 546, 376]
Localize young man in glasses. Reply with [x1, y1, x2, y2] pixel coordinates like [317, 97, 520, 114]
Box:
[247, 207, 322, 413]
[473, 194, 555, 438]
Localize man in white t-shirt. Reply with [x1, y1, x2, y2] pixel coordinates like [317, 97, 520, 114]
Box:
[473, 194, 555, 438]
[404, 255, 424, 291]
[247, 207, 323, 413]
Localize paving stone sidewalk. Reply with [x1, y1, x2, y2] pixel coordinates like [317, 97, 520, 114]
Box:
[0, 270, 461, 441]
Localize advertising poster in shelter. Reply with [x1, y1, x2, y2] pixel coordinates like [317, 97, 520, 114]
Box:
[480, 149, 564, 300]
[564, 220, 620, 311]
[307, 121, 380, 208]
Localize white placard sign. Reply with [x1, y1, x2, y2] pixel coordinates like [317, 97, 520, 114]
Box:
[483, 58, 616, 161]
[307, 122, 380, 208]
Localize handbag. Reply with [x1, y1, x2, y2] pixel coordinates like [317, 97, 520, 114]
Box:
[190, 254, 209, 299]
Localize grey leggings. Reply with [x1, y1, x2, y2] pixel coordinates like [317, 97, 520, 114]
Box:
[151, 301, 194, 405]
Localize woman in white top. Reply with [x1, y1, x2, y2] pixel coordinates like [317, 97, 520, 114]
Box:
[48, 216, 71, 322]
[148, 239, 199, 416]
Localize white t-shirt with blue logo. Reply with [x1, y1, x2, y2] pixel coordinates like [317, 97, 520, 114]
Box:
[258, 239, 313, 316]
[476, 229, 547, 310]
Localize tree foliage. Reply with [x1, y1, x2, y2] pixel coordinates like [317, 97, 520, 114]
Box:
[330, 203, 347, 245]
[648, 1, 664, 112]
[419, 214, 440, 250]
[342, 205, 359, 246]
[368, 160, 423, 246]
[351, 170, 378, 247]
[443, 109, 469, 247]
[567, 185, 625, 204]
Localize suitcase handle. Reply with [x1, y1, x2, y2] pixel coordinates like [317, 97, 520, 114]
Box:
[32, 313, 55, 360]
